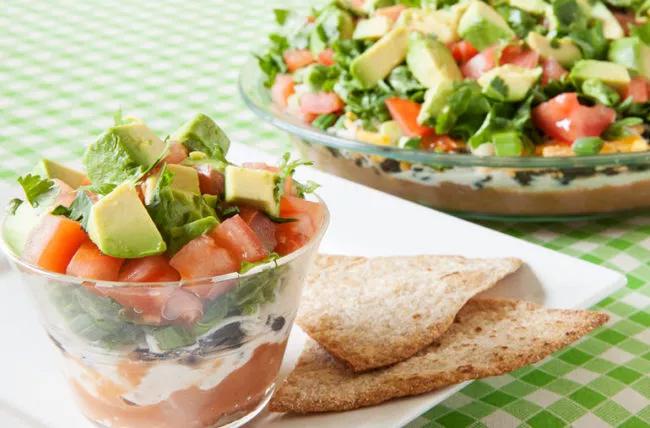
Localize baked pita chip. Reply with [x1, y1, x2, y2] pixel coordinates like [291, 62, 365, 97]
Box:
[271, 298, 608, 413]
[298, 255, 522, 371]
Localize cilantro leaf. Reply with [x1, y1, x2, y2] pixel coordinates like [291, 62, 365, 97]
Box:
[7, 198, 23, 215]
[274, 153, 313, 203]
[17, 174, 58, 208]
[294, 180, 320, 198]
[51, 191, 93, 230]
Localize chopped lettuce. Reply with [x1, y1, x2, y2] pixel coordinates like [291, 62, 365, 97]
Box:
[146, 165, 219, 254]
[49, 261, 289, 352]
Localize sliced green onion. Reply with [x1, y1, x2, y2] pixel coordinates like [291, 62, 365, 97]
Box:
[572, 137, 604, 156]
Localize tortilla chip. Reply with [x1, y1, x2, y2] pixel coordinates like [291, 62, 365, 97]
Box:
[297, 255, 522, 371]
[271, 299, 608, 413]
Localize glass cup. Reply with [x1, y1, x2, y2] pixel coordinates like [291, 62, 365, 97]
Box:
[1, 199, 329, 428]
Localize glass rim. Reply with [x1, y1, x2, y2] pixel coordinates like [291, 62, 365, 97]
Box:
[239, 56, 650, 169]
[0, 194, 330, 288]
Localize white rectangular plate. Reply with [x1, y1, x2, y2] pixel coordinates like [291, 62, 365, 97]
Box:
[0, 145, 625, 428]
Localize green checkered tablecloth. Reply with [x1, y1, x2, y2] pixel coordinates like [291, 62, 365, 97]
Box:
[1, 1, 648, 427]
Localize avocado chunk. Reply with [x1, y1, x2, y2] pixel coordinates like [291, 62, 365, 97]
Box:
[224, 166, 279, 216]
[3, 201, 42, 256]
[172, 113, 230, 160]
[309, 6, 354, 55]
[570, 60, 631, 89]
[509, 0, 548, 15]
[166, 164, 200, 194]
[458, 1, 515, 51]
[33, 159, 87, 189]
[608, 38, 650, 80]
[353, 16, 392, 40]
[477, 64, 542, 102]
[591, 2, 624, 39]
[417, 80, 456, 124]
[87, 183, 166, 258]
[84, 118, 166, 187]
[526, 32, 581, 67]
[396, 8, 461, 44]
[406, 33, 462, 89]
[350, 26, 409, 88]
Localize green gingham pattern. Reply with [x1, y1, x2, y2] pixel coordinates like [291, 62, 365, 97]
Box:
[0, 1, 648, 427]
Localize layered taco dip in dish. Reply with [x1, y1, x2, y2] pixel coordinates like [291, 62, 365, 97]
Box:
[241, 0, 650, 219]
[0, 113, 328, 428]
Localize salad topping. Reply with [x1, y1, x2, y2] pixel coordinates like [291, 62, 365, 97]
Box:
[259, 0, 650, 157]
[2, 113, 326, 427]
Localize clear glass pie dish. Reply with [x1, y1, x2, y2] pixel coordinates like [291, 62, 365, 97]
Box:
[240, 58, 650, 221]
[0, 197, 329, 428]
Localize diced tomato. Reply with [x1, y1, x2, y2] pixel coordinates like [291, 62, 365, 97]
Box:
[66, 240, 124, 281]
[93, 285, 203, 325]
[613, 11, 636, 35]
[275, 213, 312, 255]
[500, 45, 539, 68]
[375, 4, 406, 21]
[533, 93, 616, 142]
[385, 97, 434, 137]
[461, 46, 498, 79]
[164, 143, 188, 164]
[541, 58, 568, 85]
[317, 48, 335, 66]
[449, 40, 478, 64]
[283, 49, 315, 72]
[211, 215, 268, 264]
[300, 92, 343, 115]
[271, 74, 295, 108]
[275, 196, 324, 255]
[118, 255, 181, 282]
[23, 215, 87, 273]
[238, 206, 277, 252]
[194, 164, 225, 195]
[242, 162, 293, 195]
[621, 76, 649, 103]
[170, 235, 239, 279]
